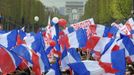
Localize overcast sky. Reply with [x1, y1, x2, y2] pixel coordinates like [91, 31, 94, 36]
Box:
[40, 0, 87, 8]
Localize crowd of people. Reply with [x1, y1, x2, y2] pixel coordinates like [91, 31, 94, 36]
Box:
[0, 17, 134, 75]
[0, 49, 132, 75]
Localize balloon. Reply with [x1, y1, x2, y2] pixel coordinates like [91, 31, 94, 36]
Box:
[58, 18, 67, 28]
[34, 16, 39, 22]
[49, 40, 56, 47]
[52, 17, 59, 24]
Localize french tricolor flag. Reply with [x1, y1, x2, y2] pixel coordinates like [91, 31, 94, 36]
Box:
[11, 44, 33, 63]
[31, 32, 45, 52]
[37, 51, 51, 72]
[84, 36, 111, 53]
[50, 25, 61, 56]
[46, 69, 55, 75]
[68, 60, 105, 75]
[113, 37, 134, 63]
[95, 24, 110, 37]
[61, 47, 69, 70]
[69, 55, 125, 75]
[93, 37, 111, 53]
[11, 44, 42, 75]
[0, 29, 18, 50]
[22, 32, 45, 53]
[108, 26, 119, 38]
[67, 28, 87, 48]
[0, 46, 22, 75]
[23, 33, 35, 49]
[61, 48, 81, 70]
[122, 36, 134, 63]
[46, 59, 61, 75]
[63, 26, 75, 34]
[100, 39, 126, 75]
[111, 49, 126, 75]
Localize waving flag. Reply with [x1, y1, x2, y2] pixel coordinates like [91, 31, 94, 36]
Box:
[12, 44, 42, 75]
[46, 69, 55, 75]
[18, 29, 26, 40]
[111, 49, 126, 75]
[22, 32, 44, 53]
[31, 32, 45, 52]
[61, 48, 81, 70]
[17, 29, 26, 45]
[26, 32, 51, 72]
[11, 44, 33, 63]
[67, 28, 87, 48]
[61, 47, 69, 70]
[100, 38, 126, 75]
[93, 37, 111, 54]
[91, 37, 112, 60]
[84, 36, 111, 54]
[50, 24, 61, 57]
[68, 60, 105, 75]
[84, 36, 100, 50]
[0, 29, 18, 50]
[122, 36, 134, 62]
[0, 46, 21, 75]
[59, 31, 70, 49]
[46, 59, 61, 75]
[63, 27, 75, 34]
[96, 24, 110, 37]
[23, 33, 35, 49]
[114, 37, 134, 63]
[37, 51, 50, 72]
[51, 59, 61, 75]
[108, 26, 119, 38]
[68, 48, 81, 62]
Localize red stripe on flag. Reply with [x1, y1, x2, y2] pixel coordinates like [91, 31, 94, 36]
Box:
[31, 50, 41, 75]
[112, 45, 119, 51]
[99, 61, 118, 73]
[0, 47, 16, 74]
[17, 35, 26, 45]
[85, 36, 100, 50]
[19, 57, 28, 70]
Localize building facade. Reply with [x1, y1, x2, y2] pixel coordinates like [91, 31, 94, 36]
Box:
[65, 1, 85, 24]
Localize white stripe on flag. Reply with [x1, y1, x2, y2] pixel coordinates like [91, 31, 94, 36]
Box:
[96, 25, 106, 37]
[68, 31, 79, 48]
[37, 53, 45, 73]
[94, 37, 111, 53]
[46, 69, 55, 75]
[0, 31, 11, 48]
[68, 52, 77, 63]
[100, 39, 118, 63]
[83, 60, 105, 75]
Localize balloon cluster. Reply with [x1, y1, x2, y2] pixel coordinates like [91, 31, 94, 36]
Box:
[52, 17, 67, 28]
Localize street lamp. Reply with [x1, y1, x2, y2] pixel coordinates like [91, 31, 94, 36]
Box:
[33, 16, 39, 32]
[34, 16, 39, 22]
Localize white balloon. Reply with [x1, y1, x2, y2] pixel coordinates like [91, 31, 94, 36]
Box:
[34, 16, 39, 22]
[52, 17, 59, 24]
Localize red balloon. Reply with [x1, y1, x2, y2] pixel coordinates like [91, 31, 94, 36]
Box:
[49, 40, 56, 47]
[58, 18, 67, 28]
